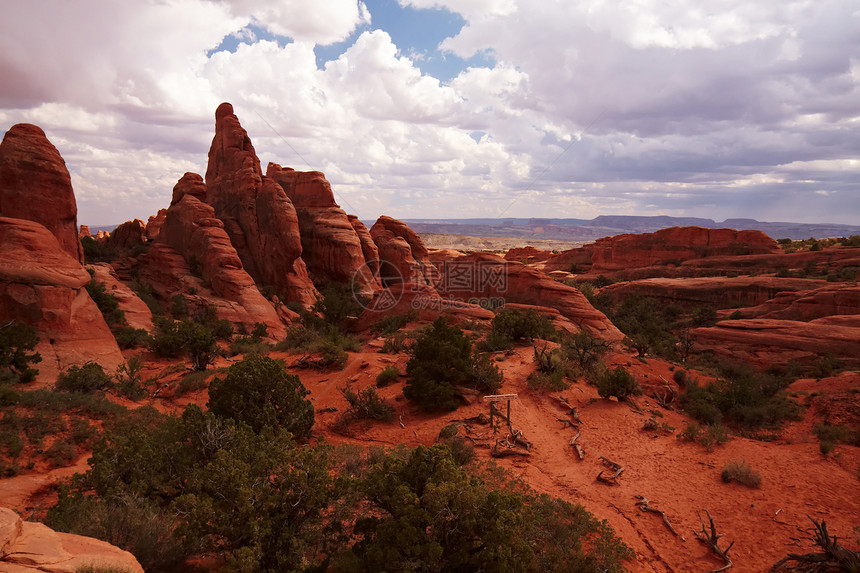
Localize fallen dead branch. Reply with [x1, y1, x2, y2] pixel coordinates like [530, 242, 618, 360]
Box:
[491, 440, 531, 458]
[596, 456, 624, 485]
[624, 396, 645, 415]
[652, 385, 677, 410]
[770, 517, 860, 572]
[510, 428, 531, 450]
[694, 509, 733, 572]
[635, 496, 684, 540]
[570, 432, 585, 460]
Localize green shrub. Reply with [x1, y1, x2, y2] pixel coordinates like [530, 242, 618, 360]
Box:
[486, 307, 557, 349]
[45, 439, 77, 468]
[150, 318, 217, 371]
[176, 371, 209, 396]
[378, 332, 408, 354]
[527, 369, 568, 392]
[561, 330, 609, 369]
[208, 354, 314, 437]
[114, 357, 147, 400]
[275, 325, 320, 352]
[370, 311, 418, 335]
[595, 366, 641, 400]
[86, 279, 126, 329]
[721, 460, 762, 488]
[228, 336, 271, 356]
[819, 440, 835, 456]
[340, 384, 395, 423]
[376, 365, 400, 387]
[113, 326, 149, 349]
[404, 318, 503, 412]
[170, 294, 188, 318]
[680, 362, 802, 429]
[56, 363, 113, 393]
[80, 236, 117, 263]
[0, 320, 42, 383]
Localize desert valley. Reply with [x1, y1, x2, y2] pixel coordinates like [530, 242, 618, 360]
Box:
[1, 104, 859, 573]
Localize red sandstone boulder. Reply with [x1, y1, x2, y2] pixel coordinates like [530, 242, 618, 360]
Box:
[205, 103, 317, 306]
[171, 172, 207, 206]
[0, 507, 143, 572]
[598, 276, 830, 310]
[349, 215, 380, 280]
[370, 216, 439, 288]
[268, 164, 379, 293]
[541, 226, 781, 277]
[0, 124, 83, 263]
[433, 251, 624, 341]
[147, 181, 286, 337]
[145, 208, 167, 241]
[0, 217, 124, 383]
[88, 263, 153, 333]
[108, 218, 146, 252]
[693, 316, 860, 369]
[733, 283, 860, 321]
[504, 246, 553, 264]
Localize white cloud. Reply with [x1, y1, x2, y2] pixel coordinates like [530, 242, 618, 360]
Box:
[1, 0, 858, 227]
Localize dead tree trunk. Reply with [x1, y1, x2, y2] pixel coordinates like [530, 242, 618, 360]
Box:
[569, 432, 585, 460]
[694, 509, 733, 572]
[635, 496, 684, 540]
[596, 456, 624, 485]
[770, 517, 860, 572]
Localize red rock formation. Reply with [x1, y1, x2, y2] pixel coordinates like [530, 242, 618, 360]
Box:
[693, 316, 860, 369]
[0, 217, 124, 383]
[0, 123, 83, 263]
[268, 163, 379, 293]
[1, 507, 144, 572]
[171, 172, 207, 206]
[146, 208, 167, 241]
[95, 230, 109, 241]
[734, 283, 860, 321]
[504, 246, 553, 264]
[145, 175, 286, 337]
[89, 263, 153, 333]
[78, 225, 91, 239]
[433, 251, 624, 341]
[541, 226, 781, 277]
[205, 103, 317, 306]
[598, 277, 830, 310]
[370, 215, 439, 288]
[349, 214, 380, 280]
[108, 218, 146, 252]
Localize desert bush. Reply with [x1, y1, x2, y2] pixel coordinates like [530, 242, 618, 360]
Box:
[595, 366, 641, 400]
[208, 354, 314, 438]
[113, 326, 149, 349]
[176, 371, 209, 396]
[561, 330, 609, 370]
[56, 363, 113, 394]
[721, 460, 762, 488]
[275, 325, 321, 352]
[337, 444, 633, 572]
[312, 282, 366, 329]
[150, 318, 217, 371]
[114, 357, 147, 400]
[0, 320, 42, 383]
[404, 317, 502, 411]
[375, 365, 399, 387]
[527, 369, 568, 392]
[86, 279, 127, 329]
[603, 294, 679, 358]
[369, 311, 418, 335]
[378, 332, 408, 354]
[678, 422, 730, 451]
[483, 308, 557, 351]
[45, 438, 77, 468]
[170, 294, 188, 318]
[340, 385, 395, 423]
[80, 236, 117, 263]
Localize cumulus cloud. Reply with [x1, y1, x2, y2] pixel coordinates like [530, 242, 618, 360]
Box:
[0, 0, 857, 225]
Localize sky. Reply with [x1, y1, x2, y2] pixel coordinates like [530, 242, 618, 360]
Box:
[1, 0, 858, 227]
